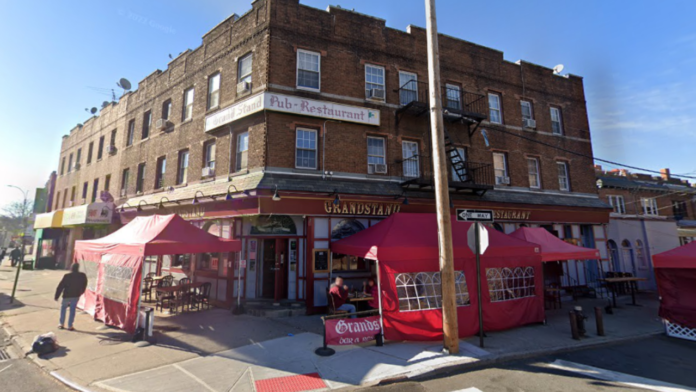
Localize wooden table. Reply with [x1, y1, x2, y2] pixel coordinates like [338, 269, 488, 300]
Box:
[156, 282, 204, 294]
[599, 277, 647, 307]
[348, 294, 374, 312]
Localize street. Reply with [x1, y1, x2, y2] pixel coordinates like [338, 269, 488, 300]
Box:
[360, 336, 696, 392]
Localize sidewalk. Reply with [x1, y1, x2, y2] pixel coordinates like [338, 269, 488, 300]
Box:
[1, 263, 665, 392]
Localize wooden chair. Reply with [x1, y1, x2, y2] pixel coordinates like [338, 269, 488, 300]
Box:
[160, 275, 174, 288]
[326, 288, 349, 317]
[544, 284, 562, 310]
[167, 285, 190, 314]
[177, 277, 191, 286]
[191, 282, 212, 311]
[155, 288, 174, 312]
[141, 277, 153, 302]
[146, 272, 156, 279]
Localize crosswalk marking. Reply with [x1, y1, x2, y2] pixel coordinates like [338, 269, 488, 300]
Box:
[450, 388, 483, 392]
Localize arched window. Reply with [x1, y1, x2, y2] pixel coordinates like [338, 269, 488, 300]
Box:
[620, 239, 635, 275]
[607, 240, 619, 272]
[635, 240, 648, 269]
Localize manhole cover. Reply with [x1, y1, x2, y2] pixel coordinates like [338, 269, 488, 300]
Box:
[0, 349, 10, 361]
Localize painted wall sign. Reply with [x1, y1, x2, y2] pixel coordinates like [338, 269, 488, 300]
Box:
[325, 316, 381, 345]
[205, 92, 381, 132]
[493, 210, 532, 221]
[62, 202, 113, 226]
[324, 201, 401, 216]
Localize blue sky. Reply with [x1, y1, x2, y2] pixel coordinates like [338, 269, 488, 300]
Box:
[1, 0, 695, 208]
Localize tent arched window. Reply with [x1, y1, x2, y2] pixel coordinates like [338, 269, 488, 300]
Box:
[486, 266, 536, 302]
[395, 271, 469, 311]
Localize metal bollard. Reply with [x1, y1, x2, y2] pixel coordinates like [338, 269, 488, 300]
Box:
[569, 311, 580, 340]
[595, 306, 605, 336]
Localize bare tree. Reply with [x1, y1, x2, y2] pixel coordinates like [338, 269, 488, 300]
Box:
[1, 198, 34, 235]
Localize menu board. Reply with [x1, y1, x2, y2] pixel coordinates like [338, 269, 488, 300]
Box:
[313, 249, 329, 273]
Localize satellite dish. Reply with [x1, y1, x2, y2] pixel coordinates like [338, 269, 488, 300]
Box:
[90, 107, 98, 114]
[553, 64, 564, 74]
[102, 101, 109, 108]
[168, 54, 173, 59]
[117, 78, 132, 91]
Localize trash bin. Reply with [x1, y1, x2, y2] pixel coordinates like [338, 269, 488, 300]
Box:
[22, 259, 34, 270]
[138, 306, 154, 338]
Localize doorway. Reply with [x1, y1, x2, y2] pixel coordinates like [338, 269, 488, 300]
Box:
[259, 238, 289, 300]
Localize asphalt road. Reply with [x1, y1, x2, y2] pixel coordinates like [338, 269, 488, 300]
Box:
[360, 335, 696, 392]
[0, 324, 69, 392]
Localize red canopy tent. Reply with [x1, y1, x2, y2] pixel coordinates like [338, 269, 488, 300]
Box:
[330, 213, 543, 341]
[652, 241, 696, 330]
[509, 227, 600, 261]
[73, 214, 241, 333]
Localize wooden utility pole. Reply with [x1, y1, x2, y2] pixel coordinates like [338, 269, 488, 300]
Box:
[425, 0, 459, 354]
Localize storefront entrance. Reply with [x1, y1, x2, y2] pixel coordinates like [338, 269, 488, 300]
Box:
[259, 239, 288, 300]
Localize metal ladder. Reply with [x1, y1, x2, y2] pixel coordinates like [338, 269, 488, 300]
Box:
[443, 128, 468, 182]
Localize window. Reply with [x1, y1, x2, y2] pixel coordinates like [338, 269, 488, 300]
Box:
[488, 93, 502, 124]
[70, 186, 76, 204]
[97, 136, 105, 160]
[641, 197, 658, 216]
[451, 147, 467, 181]
[395, 271, 469, 312]
[87, 142, 94, 164]
[236, 132, 248, 171]
[136, 163, 146, 193]
[636, 240, 648, 269]
[92, 179, 99, 203]
[62, 189, 68, 208]
[402, 140, 419, 178]
[54, 191, 60, 210]
[238, 53, 252, 86]
[120, 168, 129, 196]
[367, 136, 386, 169]
[162, 99, 172, 121]
[104, 174, 111, 192]
[399, 71, 418, 105]
[493, 152, 508, 181]
[520, 100, 533, 120]
[204, 141, 216, 169]
[673, 200, 688, 219]
[608, 195, 626, 214]
[155, 157, 166, 189]
[445, 84, 461, 110]
[486, 267, 536, 302]
[207, 73, 220, 110]
[82, 181, 88, 200]
[75, 148, 82, 169]
[142, 110, 152, 139]
[557, 161, 570, 191]
[177, 150, 189, 185]
[527, 158, 540, 189]
[365, 64, 385, 100]
[60, 157, 66, 175]
[295, 128, 317, 169]
[183, 87, 194, 121]
[550, 106, 563, 135]
[127, 120, 135, 146]
[197, 252, 221, 271]
[331, 253, 368, 272]
[296, 49, 320, 90]
[110, 129, 117, 148]
[68, 153, 73, 172]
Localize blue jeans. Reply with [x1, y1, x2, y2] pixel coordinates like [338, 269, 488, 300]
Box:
[60, 297, 79, 327]
[337, 303, 356, 319]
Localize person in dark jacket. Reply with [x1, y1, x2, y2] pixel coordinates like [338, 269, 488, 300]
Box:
[10, 247, 21, 267]
[0, 248, 6, 265]
[54, 263, 88, 331]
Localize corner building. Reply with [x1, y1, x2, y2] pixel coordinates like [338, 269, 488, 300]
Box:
[45, 0, 611, 312]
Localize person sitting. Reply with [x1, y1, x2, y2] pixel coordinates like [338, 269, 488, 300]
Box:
[363, 277, 379, 310]
[329, 276, 356, 318]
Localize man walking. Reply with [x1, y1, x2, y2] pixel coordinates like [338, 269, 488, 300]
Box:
[54, 263, 88, 331]
[10, 247, 21, 267]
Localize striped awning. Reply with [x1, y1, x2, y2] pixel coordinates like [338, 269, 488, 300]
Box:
[34, 210, 64, 229]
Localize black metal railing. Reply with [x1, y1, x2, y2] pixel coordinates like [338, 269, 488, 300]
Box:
[398, 80, 429, 107]
[396, 156, 495, 190]
[396, 81, 488, 121]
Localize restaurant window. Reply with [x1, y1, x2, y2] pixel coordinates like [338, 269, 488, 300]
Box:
[68, 153, 73, 172]
[550, 106, 563, 135]
[236, 132, 248, 171]
[451, 147, 467, 181]
[104, 174, 111, 192]
[398, 71, 418, 105]
[183, 87, 194, 121]
[520, 100, 533, 121]
[238, 53, 253, 87]
[120, 168, 129, 197]
[488, 93, 502, 124]
[641, 197, 658, 216]
[97, 136, 105, 160]
[365, 64, 385, 100]
[493, 152, 508, 184]
[87, 142, 94, 164]
[126, 120, 135, 146]
[60, 157, 66, 175]
[136, 163, 146, 193]
[527, 157, 540, 189]
[142, 110, 152, 140]
[557, 161, 570, 191]
[155, 156, 166, 189]
[673, 200, 688, 219]
[162, 99, 172, 121]
[295, 128, 317, 169]
[296, 49, 320, 91]
[395, 271, 469, 312]
[608, 195, 625, 214]
[82, 181, 88, 200]
[331, 254, 368, 272]
[486, 267, 535, 302]
[445, 83, 461, 110]
[177, 150, 189, 185]
[204, 141, 216, 170]
[207, 73, 220, 110]
[162, 254, 191, 271]
[197, 252, 220, 271]
[91, 179, 99, 202]
[402, 140, 419, 178]
[367, 136, 385, 173]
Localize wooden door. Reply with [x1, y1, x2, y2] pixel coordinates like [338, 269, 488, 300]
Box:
[261, 240, 276, 298]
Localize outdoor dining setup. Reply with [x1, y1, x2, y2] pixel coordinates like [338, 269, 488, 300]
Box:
[141, 274, 212, 314]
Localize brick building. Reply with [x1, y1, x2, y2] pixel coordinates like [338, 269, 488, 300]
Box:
[36, 0, 611, 312]
[596, 166, 696, 289]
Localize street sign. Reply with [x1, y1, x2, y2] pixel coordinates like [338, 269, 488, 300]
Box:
[456, 209, 494, 222]
[467, 224, 489, 255]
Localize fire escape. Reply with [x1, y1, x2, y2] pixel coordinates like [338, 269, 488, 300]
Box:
[394, 80, 493, 195]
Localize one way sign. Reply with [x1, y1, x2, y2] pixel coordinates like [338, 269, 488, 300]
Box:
[456, 209, 494, 222]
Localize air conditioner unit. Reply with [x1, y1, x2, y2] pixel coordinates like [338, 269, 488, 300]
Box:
[107, 145, 117, 154]
[74, 163, 81, 171]
[374, 164, 388, 174]
[201, 167, 215, 177]
[237, 81, 251, 94]
[523, 118, 536, 129]
[496, 176, 511, 185]
[120, 189, 126, 197]
[369, 88, 385, 100]
[156, 118, 168, 130]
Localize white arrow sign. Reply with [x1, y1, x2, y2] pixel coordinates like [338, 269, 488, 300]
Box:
[467, 223, 489, 255]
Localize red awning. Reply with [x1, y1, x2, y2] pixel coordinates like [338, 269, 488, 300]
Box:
[508, 227, 600, 262]
[653, 241, 696, 269]
[75, 214, 241, 256]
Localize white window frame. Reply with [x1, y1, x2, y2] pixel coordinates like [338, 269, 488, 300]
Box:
[641, 197, 658, 216]
[395, 271, 470, 312]
[527, 157, 541, 189]
[402, 140, 420, 178]
[486, 267, 536, 302]
[557, 161, 570, 191]
[451, 147, 467, 181]
[127, 120, 135, 146]
[295, 128, 318, 170]
[238, 53, 253, 86]
[493, 152, 508, 179]
[365, 64, 385, 100]
[236, 132, 249, 172]
[488, 93, 502, 124]
[608, 195, 626, 215]
[550, 106, 563, 135]
[367, 136, 386, 170]
[155, 157, 166, 189]
[445, 83, 461, 110]
[177, 150, 189, 185]
[204, 142, 216, 169]
[207, 73, 221, 110]
[520, 100, 533, 120]
[296, 49, 321, 91]
[398, 71, 418, 105]
[183, 87, 194, 121]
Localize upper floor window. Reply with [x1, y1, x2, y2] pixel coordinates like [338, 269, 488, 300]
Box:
[62, 189, 68, 209]
[142, 110, 152, 139]
[68, 153, 73, 172]
[60, 157, 66, 175]
[238, 53, 253, 87]
[527, 157, 541, 189]
[493, 152, 508, 185]
[70, 186, 76, 203]
[109, 130, 117, 149]
[550, 106, 563, 135]
[557, 161, 570, 191]
[82, 181, 88, 200]
[295, 128, 317, 169]
[296, 49, 320, 91]
[97, 136, 105, 160]
[207, 73, 220, 110]
[204, 141, 216, 170]
[120, 168, 129, 197]
[177, 150, 189, 185]
[402, 141, 420, 178]
[183, 87, 194, 121]
[365, 64, 385, 100]
[92, 179, 99, 203]
[75, 148, 82, 169]
[445, 84, 461, 110]
[641, 197, 658, 216]
[367, 137, 386, 174]
[673, 200, 688, 219]
[608, 195, 626, 214]
[399, 71, 418, 105]
[162, 99, 172, 121]
[104, 174, 111, 192]
[155, 157, 166, 189]
[236, 132, 249, 171]
[488, 93, 502, 124]
[136, 163, 146, 194]
[520, 100, 533, 121]
[127, 120, 135, 146]
[87, 142, 94, 164]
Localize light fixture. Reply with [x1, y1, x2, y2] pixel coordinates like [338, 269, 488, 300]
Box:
[119, 202, 133, 213]
[596, 179, 603, 189]
[403, 197, 409, 205]
[329, 189, 340, 205]
[394, 193, 409, 205]
[225, 185, 239, 201]
[137, 200, 148, 212]
[272, 185, 281, 201]
[158, 197, 170, 210]
[192, 190, 205, 205]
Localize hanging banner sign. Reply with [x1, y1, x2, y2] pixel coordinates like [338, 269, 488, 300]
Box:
[325, 316, 381, 345]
